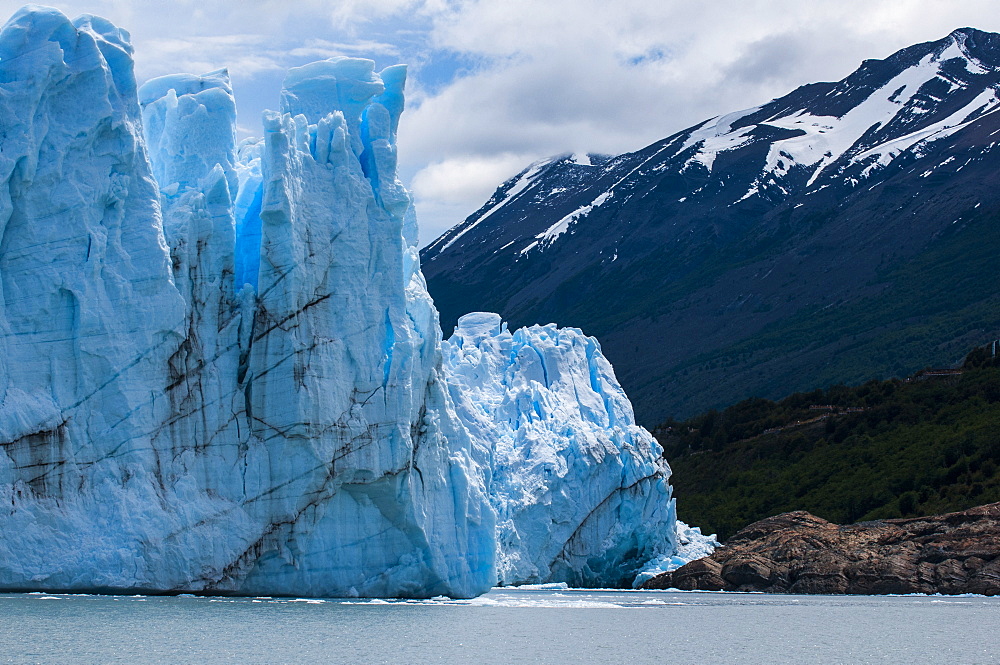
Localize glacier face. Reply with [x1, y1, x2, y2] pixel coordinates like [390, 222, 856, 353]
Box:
[442, 313, 678, 588]
[0, 6, 693, 597]
[0, 7, 195, 590]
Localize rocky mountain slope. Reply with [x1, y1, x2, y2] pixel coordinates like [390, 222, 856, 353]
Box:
[642, 503, 1000, 595]
[422, 28, 1000, 423]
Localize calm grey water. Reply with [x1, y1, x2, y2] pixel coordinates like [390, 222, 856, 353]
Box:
[1, 588, 997, 665]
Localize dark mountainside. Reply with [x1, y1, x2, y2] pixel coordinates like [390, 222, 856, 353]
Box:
[660, 345, 1000, 542]
[421, 28, 1000, 425]
[641, 504, 1000, 595]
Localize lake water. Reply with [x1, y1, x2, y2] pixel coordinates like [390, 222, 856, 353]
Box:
[1, 588, 996, 664]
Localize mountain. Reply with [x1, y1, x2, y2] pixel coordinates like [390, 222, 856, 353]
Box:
[421, 28, 1000, 424]
[0, 7, 695, 597]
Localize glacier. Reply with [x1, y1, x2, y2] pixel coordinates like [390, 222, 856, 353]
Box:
[0, 6, 706, 597]
[442, 313, 680, 587]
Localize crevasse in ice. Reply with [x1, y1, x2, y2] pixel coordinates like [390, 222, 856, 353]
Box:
[0, 6, 706, 597]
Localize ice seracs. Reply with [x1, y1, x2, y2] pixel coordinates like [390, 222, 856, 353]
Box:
[232, 57, 495, 597]
[0, 6, 191, 589]
[0, 6, 692, 597]
[0, 7, 497, 598]
[442, 312, 692, 587]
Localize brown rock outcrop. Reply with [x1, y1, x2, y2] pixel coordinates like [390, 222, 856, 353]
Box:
[643, 503, 1000, 595]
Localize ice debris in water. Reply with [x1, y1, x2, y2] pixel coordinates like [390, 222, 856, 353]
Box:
[0, 6, 708, 598]
[631, 522, 721, 588]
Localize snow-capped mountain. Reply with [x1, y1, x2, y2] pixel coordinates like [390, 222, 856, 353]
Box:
[422, 28, 1000, 423]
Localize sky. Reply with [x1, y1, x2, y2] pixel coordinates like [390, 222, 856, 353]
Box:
[4, 0, 1000, 245]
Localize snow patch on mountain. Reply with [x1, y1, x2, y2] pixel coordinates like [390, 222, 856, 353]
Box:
[853, 87, 1000, 171]
[427, 158, 552, 255]
[672, 31, 1000, 194]
[770, 46, 985, 185]
[679, 108, 761, 173]
[519, 191, 613, 256]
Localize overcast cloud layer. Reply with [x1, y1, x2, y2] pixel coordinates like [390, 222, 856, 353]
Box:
[4, 0, 1000, 244]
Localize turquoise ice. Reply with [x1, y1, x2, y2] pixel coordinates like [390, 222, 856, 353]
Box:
[0, 6, 705, 598]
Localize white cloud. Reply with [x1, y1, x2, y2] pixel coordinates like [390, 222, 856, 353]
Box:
[5, 0, 1000, 246]
[326, 0, 424, 29]
[411, 153, 531, 203]
[140, 35, 286, 79]
[287, 38, 400, 58]
[399, 0, 1000, 244]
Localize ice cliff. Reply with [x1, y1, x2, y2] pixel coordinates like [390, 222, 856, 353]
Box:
[0, 6, 701, 597]
[442, 313, 678, 587]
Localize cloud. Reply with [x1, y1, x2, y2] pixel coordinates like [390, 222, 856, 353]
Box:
[287, 38, 400, 58]
[399, 0, 1000, 244]
[326, 0, 425, 29]
[5, 0, 1000, 246]
[139, 35, 286, 79]
[411, 153, 532, 204]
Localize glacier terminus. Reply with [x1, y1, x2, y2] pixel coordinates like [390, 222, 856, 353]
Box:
[0, 6, 711, 598]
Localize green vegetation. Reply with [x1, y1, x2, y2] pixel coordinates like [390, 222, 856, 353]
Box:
[659, 344, 1000, 541]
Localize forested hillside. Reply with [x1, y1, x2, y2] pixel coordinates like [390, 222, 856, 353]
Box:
[660, 344, 1000, 540]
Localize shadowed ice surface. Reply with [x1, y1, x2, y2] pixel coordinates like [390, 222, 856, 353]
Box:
[1, 589, 997, 664]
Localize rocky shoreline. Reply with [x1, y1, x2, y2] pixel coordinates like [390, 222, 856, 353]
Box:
[643, 503, 1000, 595]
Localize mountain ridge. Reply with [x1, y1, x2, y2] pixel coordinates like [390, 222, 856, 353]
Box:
[421, 27, 1000, 423]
